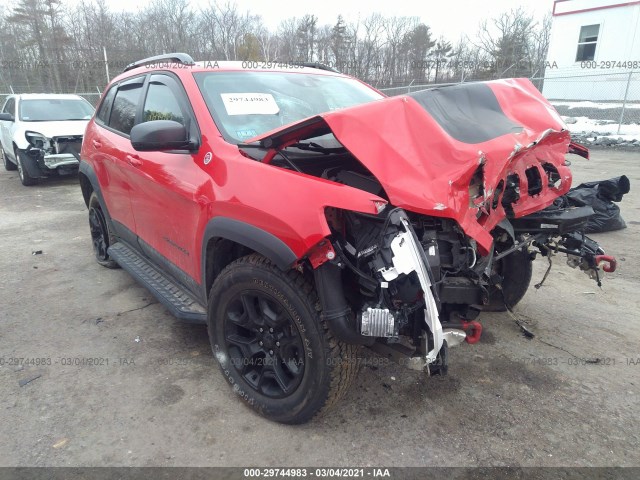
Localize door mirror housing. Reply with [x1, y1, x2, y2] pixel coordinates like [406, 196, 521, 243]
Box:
[0, 113, 15, 122]
[130, 120, 193, 151]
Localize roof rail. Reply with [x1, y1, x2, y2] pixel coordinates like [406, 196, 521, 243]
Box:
[287, 62, 340, 73]
[123, 53, 195, 72]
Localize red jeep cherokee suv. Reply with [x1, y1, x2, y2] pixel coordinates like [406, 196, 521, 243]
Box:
[80, 53, 615, 423]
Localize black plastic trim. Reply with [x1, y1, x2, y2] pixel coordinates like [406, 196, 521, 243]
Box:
[124, 53, 195, 72]
[137, 236, 205, 305]
[108, 241, 206, 324]
[511, 205, 595, 235]
[201, 217, 298, 289]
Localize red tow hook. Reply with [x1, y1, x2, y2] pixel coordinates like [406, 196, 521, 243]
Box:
[596, 255, 617, 273]
[461, 320, 483, 344]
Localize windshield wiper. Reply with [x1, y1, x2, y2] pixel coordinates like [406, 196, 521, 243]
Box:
[238, 141, 344, 158]
[289, 142, 345, 154]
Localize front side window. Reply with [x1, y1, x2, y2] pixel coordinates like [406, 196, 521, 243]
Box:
[142, 82, 184, 125]
[19, 98, 94, 121]
[194, 71, 383, 143]
[576, 24, 599, 61]
[109, 84, 143, 135]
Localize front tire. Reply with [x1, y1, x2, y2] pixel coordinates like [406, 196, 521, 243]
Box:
[15, 148, 38, 186]
[208, 254, 358, 424]
[484, 248, 533, 311]
[88, 192, 119, 269]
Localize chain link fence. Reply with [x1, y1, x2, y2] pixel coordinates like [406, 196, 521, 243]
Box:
[2, 72, 639, 140]
[535, 71, 640, 137]
[0, 89, 103, 107]
[380, 72, 640, 139]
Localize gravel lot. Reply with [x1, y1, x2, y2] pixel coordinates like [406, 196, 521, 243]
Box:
[1, 149, 639, 468]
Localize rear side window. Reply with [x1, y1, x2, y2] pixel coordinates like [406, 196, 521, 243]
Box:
[143, 82, 184, 125]
[96, 87, 117, 125]
[109, 83, 143, 135]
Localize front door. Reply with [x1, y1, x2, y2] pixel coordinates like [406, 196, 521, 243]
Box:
[126, 73, 208, 285]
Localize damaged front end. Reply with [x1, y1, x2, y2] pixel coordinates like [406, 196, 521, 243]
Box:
[245, 78, 617, 374]
[314, 207, 452, 374]
[311, 200, 615, 375]
[24, 131, 82, 175]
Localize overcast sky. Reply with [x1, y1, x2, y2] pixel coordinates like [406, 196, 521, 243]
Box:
[102, 0, 555, 41]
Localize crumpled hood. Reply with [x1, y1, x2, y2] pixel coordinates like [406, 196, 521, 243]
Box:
[250, 78, 573, 253]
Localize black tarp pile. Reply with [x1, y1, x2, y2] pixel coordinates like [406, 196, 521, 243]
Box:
[563, 175, 630, 233]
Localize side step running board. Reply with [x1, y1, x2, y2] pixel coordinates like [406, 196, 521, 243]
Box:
[108, 242, 207, 324]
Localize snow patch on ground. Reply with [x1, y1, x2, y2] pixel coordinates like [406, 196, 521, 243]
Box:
[564, 116, 640, 140]
[552, 101, 640, 110]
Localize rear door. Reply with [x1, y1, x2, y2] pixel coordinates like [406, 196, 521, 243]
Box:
[90, 76, 146, 238]
[126, 73, 206, 285]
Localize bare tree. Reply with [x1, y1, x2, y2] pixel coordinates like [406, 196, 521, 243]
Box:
[0, 0, 553, 95]
[474, 7, 537, 78]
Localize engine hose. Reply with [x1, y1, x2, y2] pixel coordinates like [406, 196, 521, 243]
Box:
[313, 262, 374, 346]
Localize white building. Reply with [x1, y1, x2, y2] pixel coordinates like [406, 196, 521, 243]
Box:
[543, 0, 640, 101]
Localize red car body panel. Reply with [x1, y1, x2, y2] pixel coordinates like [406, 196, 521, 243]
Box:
[251, 78, 572, 254]
[85, 122, 138, 233]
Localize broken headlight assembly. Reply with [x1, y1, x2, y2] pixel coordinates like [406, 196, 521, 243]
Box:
[25, 131, 52, 153]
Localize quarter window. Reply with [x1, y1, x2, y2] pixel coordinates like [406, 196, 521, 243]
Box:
[576, 24, 599, 62]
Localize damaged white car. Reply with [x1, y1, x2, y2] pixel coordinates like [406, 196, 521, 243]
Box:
[0, 94, 94, 186]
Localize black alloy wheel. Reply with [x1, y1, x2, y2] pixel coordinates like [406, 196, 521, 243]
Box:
[224, 290, 305, 399]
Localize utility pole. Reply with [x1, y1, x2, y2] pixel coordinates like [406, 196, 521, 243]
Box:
[103, 47, 110, 83]
[617, 71, 633, 135]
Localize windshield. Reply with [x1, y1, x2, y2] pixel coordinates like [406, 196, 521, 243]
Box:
[19, 99, 94, 122]
[194, 71, 383, 144]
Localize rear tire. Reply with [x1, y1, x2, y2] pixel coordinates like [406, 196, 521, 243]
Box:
[2, 147, 17, 171]
[484, 248, 533, 311]
[208, 254, 358, 424]
[88, 192, 119, 269]
[15, 148, 38, 186]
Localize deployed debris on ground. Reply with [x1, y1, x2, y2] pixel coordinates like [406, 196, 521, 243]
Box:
[563, 175, 630, 233]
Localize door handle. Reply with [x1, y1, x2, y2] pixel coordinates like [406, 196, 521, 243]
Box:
[92, 139, 102, 148]
[127, 155, 142, 167]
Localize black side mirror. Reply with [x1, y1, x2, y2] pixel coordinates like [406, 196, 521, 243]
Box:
[130, 120, 193, 152]
[0, 113, 14, 122]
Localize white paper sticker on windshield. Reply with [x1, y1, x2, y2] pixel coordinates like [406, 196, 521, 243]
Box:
[221, 93, 279, 115]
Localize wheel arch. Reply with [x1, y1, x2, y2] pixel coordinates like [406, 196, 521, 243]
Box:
[79, 161, 103, 210]
[201, 217, 298, 298]
[78, 160, 120, 245]
[79, 171, 94, 208]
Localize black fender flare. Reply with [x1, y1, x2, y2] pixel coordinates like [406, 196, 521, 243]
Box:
[201, 217, 298, 285]
[78, 160, 113, 225]
[79, 160, 101, 206]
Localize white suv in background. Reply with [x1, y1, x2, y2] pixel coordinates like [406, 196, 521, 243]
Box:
[0, 94, 94, 186]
